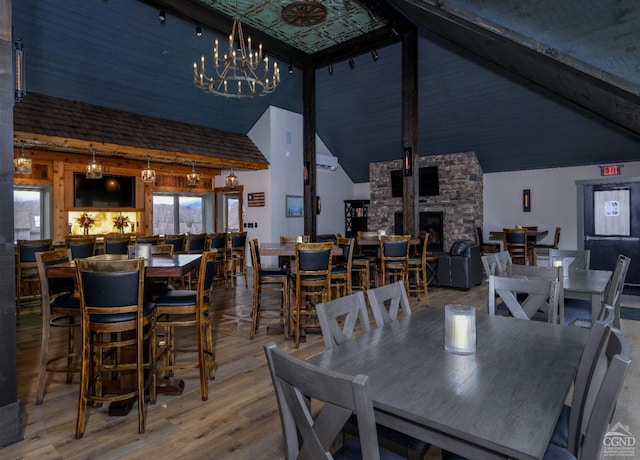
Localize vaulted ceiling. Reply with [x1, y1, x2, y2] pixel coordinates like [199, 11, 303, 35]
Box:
[12, 0, 640, 183]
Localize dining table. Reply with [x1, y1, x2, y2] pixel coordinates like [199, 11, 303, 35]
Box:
[489, 229, 549, 244]
[563, 268, 612, 322]
[259, 242, 343, 257]
[308, 306, 588, 460]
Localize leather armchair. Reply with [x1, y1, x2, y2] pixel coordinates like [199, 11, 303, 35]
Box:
[436, 239, 482, 290]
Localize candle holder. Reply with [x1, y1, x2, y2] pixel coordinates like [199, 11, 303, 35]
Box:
[444, 304, 476, 355]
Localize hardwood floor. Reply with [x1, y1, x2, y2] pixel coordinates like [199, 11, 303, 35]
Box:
[4, 275, 640, 459]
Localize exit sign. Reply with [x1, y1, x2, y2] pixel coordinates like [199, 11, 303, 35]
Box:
[601, 165, 622, 176]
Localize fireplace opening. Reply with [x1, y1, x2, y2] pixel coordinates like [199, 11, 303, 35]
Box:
[394, 211, 444, 253]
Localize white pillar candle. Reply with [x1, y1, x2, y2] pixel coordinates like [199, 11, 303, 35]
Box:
[445, 304, 476, 354]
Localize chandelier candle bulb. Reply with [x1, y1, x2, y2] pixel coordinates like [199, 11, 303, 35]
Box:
[444, 304, 476, 355]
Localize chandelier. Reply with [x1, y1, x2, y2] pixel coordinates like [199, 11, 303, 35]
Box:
[141, 155, 156, 183]
[225, 170, 239, 188]
[86, 149, 103, 179]
[187, 161, 200, 186]
[193, 13, 280, 98]
[14, 140, 32, 175]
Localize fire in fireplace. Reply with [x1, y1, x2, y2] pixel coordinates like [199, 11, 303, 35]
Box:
[394, 211, 444, 253]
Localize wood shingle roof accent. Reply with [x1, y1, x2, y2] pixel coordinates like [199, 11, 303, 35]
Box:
[13, 93, 269, 170]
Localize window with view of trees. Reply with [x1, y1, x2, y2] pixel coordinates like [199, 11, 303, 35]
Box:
[153, 194, 205, 235]
[14, 187, 50, 241]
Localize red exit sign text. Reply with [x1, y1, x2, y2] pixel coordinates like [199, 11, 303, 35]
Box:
[601, 165, 621, 176]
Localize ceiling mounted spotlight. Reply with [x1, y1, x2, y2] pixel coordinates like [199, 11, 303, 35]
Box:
[158, 9, 166, 23]
[371, 49, 379, 61]
[196, 25, 202, 37]
[348, 58, 355, 69]
[368, 9, 376, 20]
[391, 25, 399, 37]
[328, 64, 333, 75]
[288, 64, 293, 74]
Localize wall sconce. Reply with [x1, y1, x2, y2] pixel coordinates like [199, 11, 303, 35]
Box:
[14, 140, 32, 175]
[15, 38, 26, 102]
[444, 304, 476, 354]
[523, 189, 531, 212]
[85, 149, 103, 179]
[141, 155, 156, 183]
[187, 161, 200, 186]
[225, 170, 239, 188]
[403, 147, 413, 176]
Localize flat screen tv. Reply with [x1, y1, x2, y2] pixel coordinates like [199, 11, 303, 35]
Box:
[74, 173, 136, 208]
[391, 166, 439, 197]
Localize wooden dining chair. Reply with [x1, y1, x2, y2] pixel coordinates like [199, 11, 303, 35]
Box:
[187, 233, 207, 254]
[34, 249, 80, 405]
[288, 241, 333, 348]
[65, 236, 97, 259]
[16, 238, 53, 321]
[316, 291, 370, 350]
[104, 234, 131, 255]
[248, 239, 288, 339]
[507, 264, 564, 323]
[489, 274, 559, 322]
[366, 280, 412, 328]
[227, 231, 248, 287]
[475, 225, 500, 254]
[534, 226, 561, 266]
[549, 248, 591, 271]
[136, 235, 161, 245]
[330, 236, 355, 298]
[164, 234, 187, 254]
[379, 234, 411, 289]
[74, 257, 156, 438]
[502, 228, 529, 265]
[407, 231, 430, 304]
[264, 342, 400, 460]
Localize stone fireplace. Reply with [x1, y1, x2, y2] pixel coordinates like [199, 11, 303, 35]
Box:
[369, 151, 483, 252]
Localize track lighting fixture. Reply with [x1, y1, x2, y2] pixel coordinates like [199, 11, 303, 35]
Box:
[328, 64, 333, 75]
[348, 57, 355, 69]
[371, 49, 379, 61]
[158, 9, 166, 23]
[288, 64, 293, 74]
[391, 25, 399, 37]
[368, 8, 376, 20]
[196, 25, 202, 37]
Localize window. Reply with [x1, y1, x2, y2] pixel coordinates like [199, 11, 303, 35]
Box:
[153, 193, 206, 235]
[14, 187, 50, 241]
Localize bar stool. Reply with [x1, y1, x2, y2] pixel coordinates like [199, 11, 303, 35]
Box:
[227, 232, 248, 287]
[289, 242, 333, 348]
[331, 236, 354, 299]
[379, 235, 411, 289]
[75, 257, 156, 438]
[207, 232, 228, 286]
[187, 233, 207, 254]
[408, 232, 430, 304]
[164, 234, 187, 254]
[104, 234, 131, 255]
[16, 238, 53, 322]
[65, 235, 97, 259]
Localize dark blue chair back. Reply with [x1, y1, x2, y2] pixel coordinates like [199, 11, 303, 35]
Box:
[105, 239, 130, 255]
[188, 233, 207, 253]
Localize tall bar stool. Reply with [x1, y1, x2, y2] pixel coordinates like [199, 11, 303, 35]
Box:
[16, 238, 52, 321]
[153, 250, 217, 401]
[408, 232, 430, 304]
[65, 235, 97, 259]
[187, 233, 207, 254]
[34, 249, 80, 405]
[503, 228, 529, 265]
[207, 232, 228, 286]
[331, 236, 354, 299]
[104, 234, 131, 255]
[289, 242, 333, 348]
[164, 234, 187, 254]
[379, 234, 411, 289]
[75, 257, 156, 438]
[136, 235, 161, 245]
[227, 232, 248, 287]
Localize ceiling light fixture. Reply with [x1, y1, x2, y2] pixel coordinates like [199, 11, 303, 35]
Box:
[193, 9, 280, 98]
[14, 38, 25, 102]
[86, 148, 103, 180]
[225, 170, 239, 188]
[141, 155, 156, 183]
[371, 49, 379, 61]
[196, 25, 202, 37]
[14, 140, 32, 175]
[348, 57, 355, 69]
[159, 9, 166, 23]
[187, 161, 200, 186]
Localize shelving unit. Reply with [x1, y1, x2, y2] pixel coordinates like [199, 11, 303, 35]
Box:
[344, 200, 369, 237]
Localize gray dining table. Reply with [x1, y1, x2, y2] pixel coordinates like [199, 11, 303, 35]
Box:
[563, 268, 612, 322]
[308, 307, 588, 460]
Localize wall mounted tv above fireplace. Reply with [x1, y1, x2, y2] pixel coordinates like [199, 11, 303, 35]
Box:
[391, 166, 440, 197]
[73, 172, 136, 208]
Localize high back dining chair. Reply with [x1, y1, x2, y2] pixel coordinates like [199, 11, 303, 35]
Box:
[264, 342, 399, 460]
[164, 234, 187, 254]
[153, 250, 217, 401]
[136, 235, 161, 245]
[331, 236, 355, 298]
[366, 281, 412, 328]
[316, 291, 370, 350]
[502, 228, 529, 265]
[475, 225, 500, 254]
[227, 231, 248, 287]
[407, 231, 430, 304]
[16, 238, 53, 321]
[481, 251, 513, 283]
[379, 234, 411, 289]
[104, 234, 131, 255]
[549, 248, 591, 271]
[508, 264, 564, 323]
[187, 233, 207, 254]
[534, 226, 561, 265]
[34, 249, 80, 405]
[278, 235, 309, 269]
[65, 236, 97, 259]
[489, 275, 559, 322]
[74, 257, 156, 439]
[289, 241, 333, 348]
[248, 239, 288, 339]
[207, 232, 228, 285]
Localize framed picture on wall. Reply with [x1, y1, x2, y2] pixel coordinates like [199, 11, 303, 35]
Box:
[286, 195, 304, 217]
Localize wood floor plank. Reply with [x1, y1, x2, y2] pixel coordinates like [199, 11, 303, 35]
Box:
[3, 274, 639, 459]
